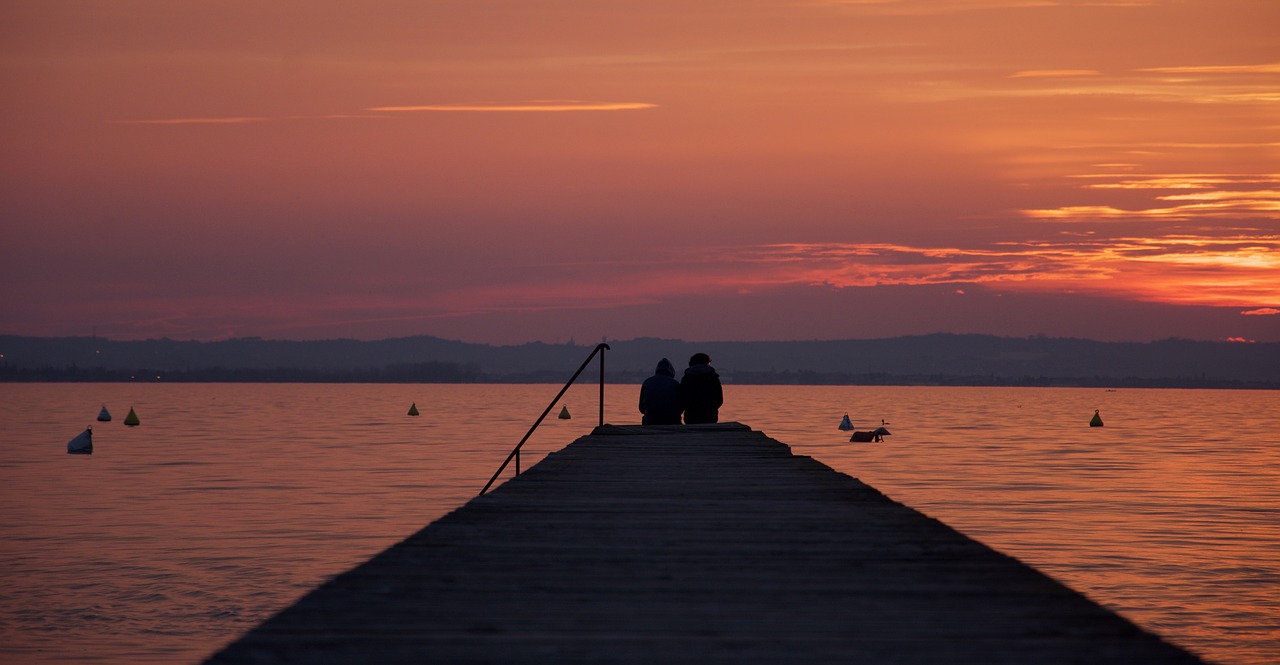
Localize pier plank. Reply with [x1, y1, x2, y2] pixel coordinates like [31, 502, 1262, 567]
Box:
[205, 423, 1204, 664]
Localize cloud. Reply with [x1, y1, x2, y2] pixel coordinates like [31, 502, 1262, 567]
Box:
[692, 232, 1280, 310]
[109, 117, 268, 125]
[286, 114, 395, 121]
[1009, 69, 1102, 78]
[111, 103, 657, 128]
[806, 0, 1063, 15]
[1024, 172, 1280, 222]
[898, 59, 1280, 106]
[1242, 308, 1280, 316]
[1074, 174, 1280, 190]
[366, 101, 659, 113]
[1158, 190, 1280, 202]
[1136, 63, 1280, 75]
[1023, 201, 1280, 221]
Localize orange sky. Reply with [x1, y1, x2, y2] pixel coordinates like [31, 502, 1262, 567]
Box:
[2, 0, 1277, 343]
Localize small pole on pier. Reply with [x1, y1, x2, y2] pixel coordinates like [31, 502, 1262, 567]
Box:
[599, 344, 606, 427]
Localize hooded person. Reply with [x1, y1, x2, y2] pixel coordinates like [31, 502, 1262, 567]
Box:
[638, 358, 682, 425]
[679, 352, 723, 424]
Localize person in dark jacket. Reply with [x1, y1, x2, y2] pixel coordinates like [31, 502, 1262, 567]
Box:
[679, 352, 723, 424]
[638, 358, 682, 425]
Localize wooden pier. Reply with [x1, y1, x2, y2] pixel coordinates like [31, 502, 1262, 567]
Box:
[205, 423, 1204, 664]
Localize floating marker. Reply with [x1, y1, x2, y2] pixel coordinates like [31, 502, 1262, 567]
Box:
[838, 414, 854, 431]
[851, 420, 892, 443]
[68, 427, 93, 455]
[1089, 410, 1103, 427]
[407, 402, 420, 416]
[97, 405, 112, 422]
[558, 406, 571, 419]
[123, 407, 140, 427]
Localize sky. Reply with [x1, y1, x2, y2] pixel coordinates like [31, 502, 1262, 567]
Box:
[2, 0, 1278, 345]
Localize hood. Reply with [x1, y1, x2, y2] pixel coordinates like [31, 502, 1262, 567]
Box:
[654, 358, 676, 378]
[683, 363, 718, 378]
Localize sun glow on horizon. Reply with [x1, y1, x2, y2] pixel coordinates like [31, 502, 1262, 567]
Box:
[696, 234, 1280, 310]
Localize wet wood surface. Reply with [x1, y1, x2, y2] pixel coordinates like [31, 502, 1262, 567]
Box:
[205, 423, 1204, 664]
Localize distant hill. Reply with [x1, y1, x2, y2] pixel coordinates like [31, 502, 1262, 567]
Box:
[1, 334, 1276, 388]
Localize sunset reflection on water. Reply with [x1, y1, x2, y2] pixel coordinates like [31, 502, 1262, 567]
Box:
[1, 383, 1276, 664]
[738, 385, 1280, 665]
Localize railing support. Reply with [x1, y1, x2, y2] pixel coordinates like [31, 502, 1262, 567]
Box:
[479, 343, 609, 495]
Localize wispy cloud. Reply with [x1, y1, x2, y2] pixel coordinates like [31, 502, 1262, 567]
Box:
[286, 114, 395, 121]
[111, 102, 658, 127]
[366, 101, 658, 113]
[1009, 69, 1102, 78]
[1024, 173, 1280, 221]
[806, 0, 1063, 15]
[110, 116, 268, 125]
[1072, 174, 1280, 190]
[1136, 63, 1280, 75]
[1158, 190, 1280, 202]
[1242, 308, 1280, 316]
[1023, 200, 1280, 221]
[893, 60, 1280, 106]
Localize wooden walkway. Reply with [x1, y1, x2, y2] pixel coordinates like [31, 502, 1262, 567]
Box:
[205, 423, 1204, 664]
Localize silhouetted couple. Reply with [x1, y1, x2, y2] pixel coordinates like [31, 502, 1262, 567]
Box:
[638, 353, 723, 425]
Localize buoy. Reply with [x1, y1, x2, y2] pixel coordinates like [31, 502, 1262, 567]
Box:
[407, 402, 420, 416]
[123, 407, 140, 427]
[558, 406, 571, 419]
[1090, 409, 1104, 427]
[852, 420, 893, 443]
[67, 427, 93, 455]
[838, 414, 854, 431]
[97, 405, 112, 422]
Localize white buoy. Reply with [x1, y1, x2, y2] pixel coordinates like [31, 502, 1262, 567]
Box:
[97, 405, 111, 422]
[68, 427, 93, 455]
[838, 413, 854, 431]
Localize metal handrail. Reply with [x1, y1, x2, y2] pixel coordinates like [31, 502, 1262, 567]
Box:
[479, 342, 609, 495]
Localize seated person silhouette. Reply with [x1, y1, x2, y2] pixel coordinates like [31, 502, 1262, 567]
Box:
[639, 358, 681, 425]
[679, 353, 723, 424]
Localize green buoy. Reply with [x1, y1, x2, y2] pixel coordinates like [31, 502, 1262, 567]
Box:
[558, 406, 571, 419]
[407, 402, 420, 416]
[123, 407, 140, 427]
[1089, 409, 1103, 427]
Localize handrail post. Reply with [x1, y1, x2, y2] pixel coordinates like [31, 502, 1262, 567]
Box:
[599, 343, 606, 427]
[480, 342, 610, 496]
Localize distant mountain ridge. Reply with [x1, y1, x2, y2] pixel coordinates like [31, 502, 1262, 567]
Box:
[1, 334, 1276, 388]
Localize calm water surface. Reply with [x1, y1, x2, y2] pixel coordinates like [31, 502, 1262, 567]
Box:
[1, 383, 1276, 664]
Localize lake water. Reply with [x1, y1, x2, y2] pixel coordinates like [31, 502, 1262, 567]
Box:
[1, 383, 1276, 664]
